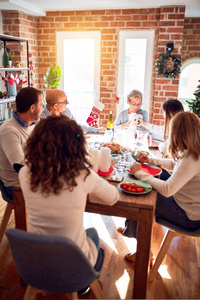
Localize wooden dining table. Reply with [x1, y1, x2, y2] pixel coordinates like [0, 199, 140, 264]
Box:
[12, 170, 157, 299]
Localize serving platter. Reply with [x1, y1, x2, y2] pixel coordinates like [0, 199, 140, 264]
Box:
[118, 179, 152, 195]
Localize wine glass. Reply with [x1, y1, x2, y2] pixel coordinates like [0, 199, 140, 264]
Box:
[114, 145, 129, 172]
[110, 154, 121, 179]
[120, 145, 129, 162]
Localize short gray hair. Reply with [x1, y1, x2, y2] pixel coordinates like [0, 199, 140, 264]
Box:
[127, 90, 143, 102]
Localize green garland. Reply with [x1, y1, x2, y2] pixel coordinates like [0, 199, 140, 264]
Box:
[155, 52, 182, 78]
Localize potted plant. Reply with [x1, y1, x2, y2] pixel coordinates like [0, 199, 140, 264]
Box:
[43, 65, 61, 103]
[43, 65, 61, 92]
[8, 53, 13, 67]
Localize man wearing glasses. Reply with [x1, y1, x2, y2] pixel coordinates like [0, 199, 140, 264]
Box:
[115, 89, 148, 129]
[40, 89, 106, 134]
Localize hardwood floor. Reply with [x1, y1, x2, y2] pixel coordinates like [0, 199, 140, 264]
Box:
[0, 197, 200, 299]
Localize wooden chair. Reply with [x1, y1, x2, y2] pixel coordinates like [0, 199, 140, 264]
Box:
[149, 216, 200, 281]
[0, 179, 14, 244]
[6, 228, 105, 299]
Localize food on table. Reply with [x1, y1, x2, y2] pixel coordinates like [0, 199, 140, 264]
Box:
[101, 142, 122, 154]
[120, 182, 151, 193]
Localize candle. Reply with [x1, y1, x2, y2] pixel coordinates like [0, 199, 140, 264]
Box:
[99, 147, 111, 172]
[89, 148, 99, 173]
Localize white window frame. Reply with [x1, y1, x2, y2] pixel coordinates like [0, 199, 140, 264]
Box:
[56, 31, 101, 98]
[178, 57, 200, 109]
[117, 30, 154, 115]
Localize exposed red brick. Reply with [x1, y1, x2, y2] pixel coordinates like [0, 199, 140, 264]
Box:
[125, 22, 140, 27]
[122, 9, 138, 14]
[2, 8, 199, 126]
[142, 21, 158, 27]
[91, 10, 105, 15]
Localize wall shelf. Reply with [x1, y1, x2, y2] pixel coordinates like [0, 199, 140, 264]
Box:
[0, 68, 29, 72]
[0, 97, 16, 105]
[0, 34, 30, 121]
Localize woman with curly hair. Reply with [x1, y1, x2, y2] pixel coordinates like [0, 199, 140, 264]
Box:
[19, 115, 119, 268]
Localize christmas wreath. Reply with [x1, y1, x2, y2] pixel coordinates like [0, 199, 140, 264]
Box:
[155, 52, 182, 78]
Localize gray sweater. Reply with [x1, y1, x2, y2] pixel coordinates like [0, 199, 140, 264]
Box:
[40, 107, 98, 134]
[0, 115, 34, 186]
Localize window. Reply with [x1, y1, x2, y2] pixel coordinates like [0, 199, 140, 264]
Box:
[57, 31, 101, 124]
[117, 30, 154, 116]
[178, 58, 200, 111]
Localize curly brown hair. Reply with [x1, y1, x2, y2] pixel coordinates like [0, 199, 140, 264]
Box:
[24, 115, 92, 196]
[168, 111, 200, 161]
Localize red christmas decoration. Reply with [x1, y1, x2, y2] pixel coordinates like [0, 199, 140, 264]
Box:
[86, 99, 105, 128]
[115, 95, 120, 104]
[8, 73, 14, 85]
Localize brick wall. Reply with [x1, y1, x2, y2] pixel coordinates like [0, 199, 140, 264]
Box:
[182, 18, 200, 62]
[152, 6, 185, 125]
[36, 8, 161, 125]
[2, 7, 199, 126]
[2, 11, 38, 88]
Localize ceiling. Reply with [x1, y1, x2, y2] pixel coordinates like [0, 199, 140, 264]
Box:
[0, 0, 200, 17]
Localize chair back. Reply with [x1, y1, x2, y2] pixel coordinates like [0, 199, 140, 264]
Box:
[6, 228, 104, 294]
[0, 179, 13, 204]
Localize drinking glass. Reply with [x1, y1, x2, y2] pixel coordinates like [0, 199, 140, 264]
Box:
[116, 145, 129, 172]
[104, 129, 114, 143]
[110, 154, 121, 179]
[135, 130, 148, 152]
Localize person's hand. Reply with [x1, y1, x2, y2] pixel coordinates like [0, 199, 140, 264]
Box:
[137, 151, 149, 163]
[137, 121, 147, 128]
[97, 126, 106, 133]
[121, 120, 131, 129]
[130, 162, 141, 173]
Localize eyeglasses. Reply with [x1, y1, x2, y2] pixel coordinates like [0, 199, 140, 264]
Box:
[55, 99, 69, 105]
[130, 102, 142, 107]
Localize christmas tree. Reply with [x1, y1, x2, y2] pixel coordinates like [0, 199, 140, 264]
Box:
[186, 80, 200, 117]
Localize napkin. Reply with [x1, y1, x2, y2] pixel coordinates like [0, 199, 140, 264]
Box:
[128, 163, 162, 176]
[98, 166, 114, 177]
[148, 140, 159, 147]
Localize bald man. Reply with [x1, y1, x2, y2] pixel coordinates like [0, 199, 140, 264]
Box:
[40, 89, 106, 134]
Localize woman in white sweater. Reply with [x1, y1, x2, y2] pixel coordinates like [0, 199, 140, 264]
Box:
[19, 115, 119, 268]
[120, 111, 200, 262]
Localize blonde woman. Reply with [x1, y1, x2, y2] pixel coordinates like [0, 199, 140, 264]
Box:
[121, 112, 200, 262]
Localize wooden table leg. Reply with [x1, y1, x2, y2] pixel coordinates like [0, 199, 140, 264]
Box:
[13, 188, 26, 231]
[133, 208, 154, 299]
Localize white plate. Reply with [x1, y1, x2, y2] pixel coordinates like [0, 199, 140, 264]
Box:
[118, 180, 152, 195]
